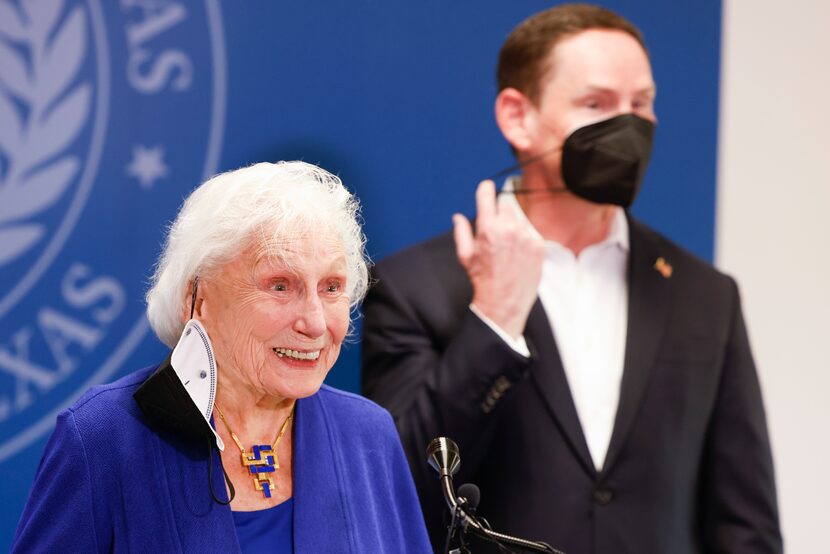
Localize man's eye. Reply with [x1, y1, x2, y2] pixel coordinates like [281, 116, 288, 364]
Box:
[580, 97, 603, 110]
[272, 282, 288, 292]
[326, 281, 342, 293]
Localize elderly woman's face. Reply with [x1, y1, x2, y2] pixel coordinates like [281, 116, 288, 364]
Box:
[198, 232, 350, 401]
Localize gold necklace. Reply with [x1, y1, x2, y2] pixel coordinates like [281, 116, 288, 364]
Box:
[214, 403, 295, 499]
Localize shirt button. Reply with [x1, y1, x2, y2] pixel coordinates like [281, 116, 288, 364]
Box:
[593, 488, 613, 505]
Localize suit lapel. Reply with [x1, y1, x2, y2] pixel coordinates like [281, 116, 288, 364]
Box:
[601, 217, 673, 475]
[526, 299, 597, 477]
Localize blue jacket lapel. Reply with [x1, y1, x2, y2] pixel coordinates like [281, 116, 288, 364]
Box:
[157, 426, 240, 552]
[293, 394, 355, 553]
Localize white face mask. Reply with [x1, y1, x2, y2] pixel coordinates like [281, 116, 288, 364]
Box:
[171, 318, 224, 450]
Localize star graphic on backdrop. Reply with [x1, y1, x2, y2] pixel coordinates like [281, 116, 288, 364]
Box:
[126, 145, 169, 189]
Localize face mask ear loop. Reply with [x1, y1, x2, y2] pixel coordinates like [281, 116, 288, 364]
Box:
[488, 144, 563, 192]
[190, 275, 199, 320]
[207, 439, 235, 505]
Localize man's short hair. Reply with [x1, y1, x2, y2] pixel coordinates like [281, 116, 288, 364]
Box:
[497, 3, 647, 104]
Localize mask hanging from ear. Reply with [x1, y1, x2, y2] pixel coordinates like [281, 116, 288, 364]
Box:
[560, 113, 655, 207]
[134, 319, 224, 450]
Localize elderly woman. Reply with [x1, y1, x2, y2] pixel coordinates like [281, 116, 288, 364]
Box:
[12, 162, 431, 553]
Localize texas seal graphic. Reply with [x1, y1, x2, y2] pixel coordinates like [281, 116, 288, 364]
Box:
[0, 0, 226, 462]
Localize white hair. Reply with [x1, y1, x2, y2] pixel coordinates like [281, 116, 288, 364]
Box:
[146, 161, 369, 347]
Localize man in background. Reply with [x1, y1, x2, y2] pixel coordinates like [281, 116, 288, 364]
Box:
[361, 4, 782, 553]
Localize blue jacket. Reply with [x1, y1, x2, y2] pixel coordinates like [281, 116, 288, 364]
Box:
[13, 364, 432, 553]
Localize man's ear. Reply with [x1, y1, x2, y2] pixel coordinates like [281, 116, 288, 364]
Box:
[495, 87, 536, 153]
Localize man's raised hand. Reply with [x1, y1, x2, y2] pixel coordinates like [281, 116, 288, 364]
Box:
[453, 180, 545, 340]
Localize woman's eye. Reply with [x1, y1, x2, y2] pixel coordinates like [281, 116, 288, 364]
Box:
[272, 281, 288, 292]
[326, 281, 342, 293]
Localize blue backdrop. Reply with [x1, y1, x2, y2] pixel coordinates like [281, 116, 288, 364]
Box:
[0, 0, 720, 547]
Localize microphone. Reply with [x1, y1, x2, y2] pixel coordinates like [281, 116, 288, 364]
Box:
[427, 437, 465, 538]
[426, 437, 564, 554]
[457, 483, 480, 513]
[427, 437, 461, 478]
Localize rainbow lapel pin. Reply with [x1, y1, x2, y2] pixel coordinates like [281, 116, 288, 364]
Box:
[654, 257, 673, 278]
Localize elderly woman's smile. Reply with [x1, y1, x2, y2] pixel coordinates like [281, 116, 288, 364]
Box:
[273, 348, 321, 361]
[196, 231, 351, 402]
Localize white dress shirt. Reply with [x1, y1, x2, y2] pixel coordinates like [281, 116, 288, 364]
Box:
[474, 178, 629, 470]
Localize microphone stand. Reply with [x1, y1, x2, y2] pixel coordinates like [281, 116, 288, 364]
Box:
[445, 500, 469, 554]
[438, 473, 559, 554]
[426, 437, 564, 554]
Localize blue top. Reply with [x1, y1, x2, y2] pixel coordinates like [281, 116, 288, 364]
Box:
[233, 498, 294, 553]
[12, 364, 431, 553]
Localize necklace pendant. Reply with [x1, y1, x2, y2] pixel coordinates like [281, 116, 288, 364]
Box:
[243, 444, 277, 498]
[215, 403, 294, 501]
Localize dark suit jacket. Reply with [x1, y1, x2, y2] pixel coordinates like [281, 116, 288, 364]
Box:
[361, 216, 782, 554]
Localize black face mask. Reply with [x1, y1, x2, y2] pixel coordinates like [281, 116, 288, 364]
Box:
[560, 113, 655, 207]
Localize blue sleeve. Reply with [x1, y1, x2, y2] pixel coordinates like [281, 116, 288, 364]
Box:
[12, 409, 106, 553]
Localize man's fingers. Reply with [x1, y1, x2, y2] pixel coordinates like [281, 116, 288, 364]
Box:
[453, 213, 474, 269]
[475, 180, 497, 230]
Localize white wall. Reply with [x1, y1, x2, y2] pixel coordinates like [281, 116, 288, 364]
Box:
[717, 1, 830, 550]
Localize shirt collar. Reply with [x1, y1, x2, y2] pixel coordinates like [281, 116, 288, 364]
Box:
[501, 175, 629, 253]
